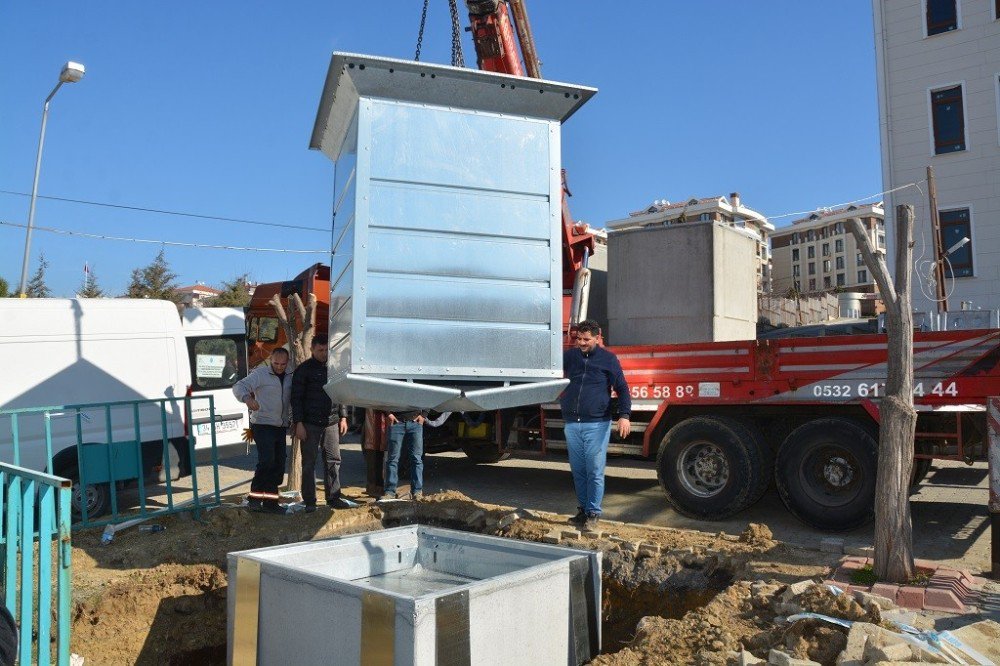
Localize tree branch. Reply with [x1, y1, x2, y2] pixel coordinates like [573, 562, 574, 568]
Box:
[848, 216, 897, 308]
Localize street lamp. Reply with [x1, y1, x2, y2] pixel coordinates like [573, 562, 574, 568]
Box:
[17, 61, 86, 297]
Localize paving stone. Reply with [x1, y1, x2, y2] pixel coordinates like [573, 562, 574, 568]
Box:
[853, 589, 898, 611]
[820, 537, 845, 554]
[582, 530, 604, 539]
[845, 546, 875, 558]
[739, 649, 765, 665]
[923, 587, 965, 612]
[863, 639, 912, 663]
[560, 528, 582, 540]
[540, 532, 561, 544]
[835, 621, 877, 666]
[895, 586, 926, 610]
[638, 543, 661, 558]
[870, 583, 900, 602]
[781, 580, 814, 602]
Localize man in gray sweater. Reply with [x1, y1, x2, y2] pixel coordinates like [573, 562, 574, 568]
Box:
[233, 348, 292, 513]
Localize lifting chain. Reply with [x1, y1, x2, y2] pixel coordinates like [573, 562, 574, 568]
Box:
[415, 0, 430, 61]
[448, 0, 466, 67]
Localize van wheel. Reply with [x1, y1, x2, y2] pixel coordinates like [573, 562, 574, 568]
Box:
[656, 416, 772, 520]
[775, 418, 877, 531]
[63, 469, 111, 521]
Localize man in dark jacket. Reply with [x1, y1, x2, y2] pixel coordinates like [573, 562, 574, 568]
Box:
[560, 320, 631, 530]
[291, 335, 351, 512]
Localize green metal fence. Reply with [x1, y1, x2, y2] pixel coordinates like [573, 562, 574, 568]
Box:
[1, 395, 223, 528]
[0, 462, 72, 666]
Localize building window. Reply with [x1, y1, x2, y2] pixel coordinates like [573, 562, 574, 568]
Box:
[833, 222, 844, 235]
[792, 264, 800, 277]
[807, 246, 815, 259]
[995, 0, 999, 20]
[926, 0, 958, 36]
[808, 262, 816, 276]
[858, 269, 868, 283]
[940, 208, 973, 277]
[792, 248, 799, 261]
[822, 259, 831, 272]
[808, 279, 816, 291]
[807, 230, 815, 242]
[835, 239, 844, 253]
[836, 256, 845, 270]
[822, 243, 830, 257]
[877, 233, 886, 248]
[857, 253, 864, 266]
[836, 273, 846, 287]
[791, 232, 799, 245]
[823, 276, 832, 288]
[931, 85, 966, 154]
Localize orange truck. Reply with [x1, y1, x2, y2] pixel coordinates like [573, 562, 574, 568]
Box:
[246, 263, 330, 368]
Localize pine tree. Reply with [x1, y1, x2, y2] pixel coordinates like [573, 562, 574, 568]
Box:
[126, 249, 180, 302]
[25, 253, 51, 298]
[209, 274, 252, 307]
[0, 276, 9, 298]
[79, 269, 105, 298]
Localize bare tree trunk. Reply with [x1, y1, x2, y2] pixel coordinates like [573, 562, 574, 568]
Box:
[848, 205, 917, 583]
[269, 294, 304, 496]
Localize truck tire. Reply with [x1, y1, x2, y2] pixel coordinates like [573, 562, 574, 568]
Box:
[461, 443, 511, 464]
[656, 416, 772, 520]
[775, 418, 877, 531]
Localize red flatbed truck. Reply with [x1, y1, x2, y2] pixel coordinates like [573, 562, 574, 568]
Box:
[510, 328, 1000, 531]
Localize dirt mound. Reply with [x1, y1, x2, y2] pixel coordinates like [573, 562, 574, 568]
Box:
[739, 523, 773, 547]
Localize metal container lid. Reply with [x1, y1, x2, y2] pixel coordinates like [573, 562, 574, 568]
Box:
[310, 52, 597, 161]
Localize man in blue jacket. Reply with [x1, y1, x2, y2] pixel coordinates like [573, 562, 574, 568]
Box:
[560, 320, 631, 530]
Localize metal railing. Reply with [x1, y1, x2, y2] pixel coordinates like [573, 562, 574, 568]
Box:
[0, 395, 223, 528]
[0, 463, 71, 666]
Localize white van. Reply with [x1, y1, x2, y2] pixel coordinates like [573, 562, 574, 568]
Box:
[0, 298, 248, 517]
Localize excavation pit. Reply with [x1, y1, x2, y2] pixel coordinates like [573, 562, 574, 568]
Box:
[226, 525, 602, 665]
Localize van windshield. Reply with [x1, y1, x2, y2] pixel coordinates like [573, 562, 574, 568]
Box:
[249, 316, 279, 343]
[188, 336, 247, 390]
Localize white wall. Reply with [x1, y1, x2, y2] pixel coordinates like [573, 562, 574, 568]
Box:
[874, 0, 1000, 312]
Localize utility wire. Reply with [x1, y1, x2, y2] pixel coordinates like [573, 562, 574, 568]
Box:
[0, 219, 327, 254]
[0, 189, 326, 233]
[764, 181, 925, 221]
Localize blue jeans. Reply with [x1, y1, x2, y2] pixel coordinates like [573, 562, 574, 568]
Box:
[564, 421, 612, 515]
[385, 421, 424, 495]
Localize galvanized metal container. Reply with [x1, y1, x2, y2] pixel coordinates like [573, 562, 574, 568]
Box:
[227, 525, 601, 665]
[309, 53, 596, 411]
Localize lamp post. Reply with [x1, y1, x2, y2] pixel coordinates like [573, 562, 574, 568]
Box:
[17, 61, 86, 297]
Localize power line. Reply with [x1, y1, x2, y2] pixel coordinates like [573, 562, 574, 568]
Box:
[764, 181, 925, 222]
[0, 189, 327, 233]
[0, 219, 327, 254]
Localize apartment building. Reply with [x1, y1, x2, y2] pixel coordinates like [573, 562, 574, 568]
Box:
[607, 193, 774, 292]
[770, 203, 886, 296]
[873, 0, 1000, 312]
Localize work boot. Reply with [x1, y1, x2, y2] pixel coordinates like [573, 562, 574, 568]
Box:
[328, 496, 357, 509]
[568, 508, 586, 525]
[261, 500, 286, 515]
[248, 497, 263, 512]
[378, 492, 398, 502]
[411, 491, 423, 501]
[304, 504, 317, 514]
[584, 513, 600, 531]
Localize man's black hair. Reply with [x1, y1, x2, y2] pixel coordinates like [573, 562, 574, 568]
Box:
[271, 347, 290, 358]
[576, 320, 602, 336]
[312, 334, 329, 347]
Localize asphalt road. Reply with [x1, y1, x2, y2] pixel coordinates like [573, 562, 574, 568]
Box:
[202, 437, 994, 574]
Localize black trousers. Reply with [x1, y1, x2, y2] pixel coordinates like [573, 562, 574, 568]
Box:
[249, 424, 287, 496]
[301, 423, 342, 506]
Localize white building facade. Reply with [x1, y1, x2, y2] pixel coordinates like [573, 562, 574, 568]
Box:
[873, 0, 1000, 313]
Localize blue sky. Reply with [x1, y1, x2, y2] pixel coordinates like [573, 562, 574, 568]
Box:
[0, 2, 882, 297]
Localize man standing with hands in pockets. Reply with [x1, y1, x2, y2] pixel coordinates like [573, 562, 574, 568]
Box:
[560, 320, 631, 531]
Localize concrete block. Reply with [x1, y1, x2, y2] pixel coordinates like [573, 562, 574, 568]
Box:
[739, 649, 765, 665]
[767, 648, 821, 665]
[581, 530, 604, 539]
[781, 580, 815, 602]
[820, 537, 845, 554]
[638, 543, 661, 558]
[948, 620, 1000, 664]
[540, 532, 562, 544]
[863, 641, 912, 663]
[463, 509, 486, 526]
[853, 589, 898, 611]
[226, 525, 602, 665]
[560, 529, 582, 540]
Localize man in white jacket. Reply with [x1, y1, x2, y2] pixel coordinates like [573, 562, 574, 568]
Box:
[233, 348, 292, 513]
